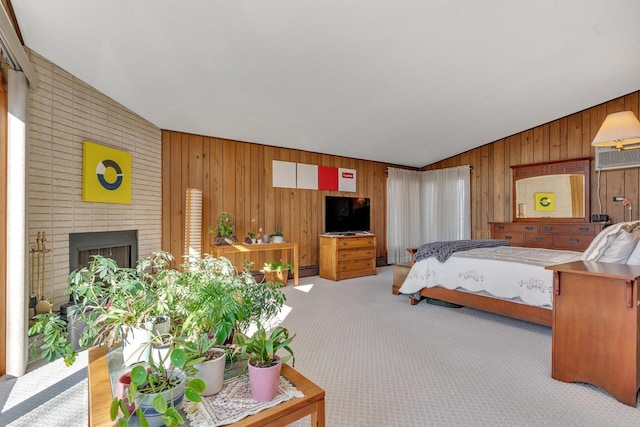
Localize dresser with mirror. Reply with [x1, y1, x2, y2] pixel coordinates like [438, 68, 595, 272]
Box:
[490, 157, 606, 251]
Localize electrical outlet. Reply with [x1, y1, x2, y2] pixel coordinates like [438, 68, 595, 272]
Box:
[613, 196, 626, 202]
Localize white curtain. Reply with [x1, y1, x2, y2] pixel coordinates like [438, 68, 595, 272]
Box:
[386, 169, 422, 264]
[387, 165, 471, 264]
[420, 166, 471, 243]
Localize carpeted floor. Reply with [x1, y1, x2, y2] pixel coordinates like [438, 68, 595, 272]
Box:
[3, 266, 640, 426]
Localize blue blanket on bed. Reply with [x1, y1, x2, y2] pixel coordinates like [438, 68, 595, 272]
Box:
[414, 239, 510, 263]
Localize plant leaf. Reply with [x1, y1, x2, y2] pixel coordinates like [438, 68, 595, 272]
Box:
[188, 378, 206, 393]
[110, 398, 120, 421]
[185, 386, 202, 402]
[152, 393, 168, 413]
[130, 366, 148, 385]
[170, 348, 186, 368]
[137, 408, 149, 427]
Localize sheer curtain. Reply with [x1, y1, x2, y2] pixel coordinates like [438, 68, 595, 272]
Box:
[387, 165, 471, 264]
[420, 166, 471, 243]
[386, 169, 422, 263]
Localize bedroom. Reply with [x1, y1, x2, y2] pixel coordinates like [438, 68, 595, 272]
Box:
[2, 0, 640, 422]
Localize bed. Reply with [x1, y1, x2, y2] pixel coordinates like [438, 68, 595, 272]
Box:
[398, 221, 640, 326]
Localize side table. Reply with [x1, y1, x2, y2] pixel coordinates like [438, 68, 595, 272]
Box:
[546, 260, 640, 406]
[88, 346, 325, 426]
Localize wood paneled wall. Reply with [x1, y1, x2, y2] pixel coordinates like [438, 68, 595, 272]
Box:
[161, 131, 391, 271]
[424, 91, 640, 238]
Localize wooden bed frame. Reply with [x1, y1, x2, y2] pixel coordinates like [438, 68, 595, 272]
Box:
[402, 247, 552, 327]
[409, 287, 552, 327]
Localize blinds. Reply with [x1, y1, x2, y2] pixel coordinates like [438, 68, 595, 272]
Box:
[184, 188, 203, 258]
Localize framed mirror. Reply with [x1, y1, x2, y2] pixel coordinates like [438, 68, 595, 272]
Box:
[511, 158, 591, 223]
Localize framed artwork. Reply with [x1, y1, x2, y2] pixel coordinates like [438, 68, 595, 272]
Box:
[534, 192, 555, 211]
[82, 141, 132, 204]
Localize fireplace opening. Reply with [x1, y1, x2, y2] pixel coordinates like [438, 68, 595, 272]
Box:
[69, 229, 138, 272]
[63, 230, 138, 350]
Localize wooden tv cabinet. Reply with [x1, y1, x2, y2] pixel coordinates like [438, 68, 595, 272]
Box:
[319, 234, 376, 281]
[546, 261, 640, 406]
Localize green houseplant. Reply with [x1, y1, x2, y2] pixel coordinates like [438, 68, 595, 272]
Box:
[233, 325, 295, 401]
[270, 231, 284, 243]
[112, 347, 205, 427]
[29, 251, 180, 366]
[263, 260, 294, 286]
[209, 211, 237, 245]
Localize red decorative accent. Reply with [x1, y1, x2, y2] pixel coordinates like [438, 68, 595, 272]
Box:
[318, 166, 338, 190]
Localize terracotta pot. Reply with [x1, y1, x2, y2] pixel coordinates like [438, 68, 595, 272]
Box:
[247, 356, 281, 402]
[264, 268, 289, 286]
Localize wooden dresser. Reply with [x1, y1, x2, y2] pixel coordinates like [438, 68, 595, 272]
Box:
[319, 234, 377, 281]
[489, 221, 606, 251]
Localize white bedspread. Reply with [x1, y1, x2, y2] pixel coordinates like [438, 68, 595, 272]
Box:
[398, 246, 582, 308]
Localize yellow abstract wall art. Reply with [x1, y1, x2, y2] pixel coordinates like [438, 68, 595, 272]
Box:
[534, 192, 555, 211]
[82, 141, 132, 204]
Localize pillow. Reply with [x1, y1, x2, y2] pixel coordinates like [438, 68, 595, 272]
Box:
[582, 220, 640, 261]
[626, 241, 640, 265]
[598, 230, 639, 263]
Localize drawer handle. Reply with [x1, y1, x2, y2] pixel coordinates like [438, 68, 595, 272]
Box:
[569, 239, 579, 243]
[341, 253, 347, 257]
[497, 225, 505, 230]
[342, 242, 348, 246]
[578, 227, 589, 232]
[341, 265, 347, 270]
[534, 237, 543, 242]
[544, 226, 552, 232]
[504, 235, 512, 240]
[525, 226, 534, 231]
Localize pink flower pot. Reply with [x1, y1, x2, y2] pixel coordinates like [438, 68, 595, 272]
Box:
[247, 357, 281, 402]
[115, 371, 136, 414]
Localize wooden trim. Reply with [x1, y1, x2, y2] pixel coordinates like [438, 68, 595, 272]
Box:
[413, 286, 552, 327]
[0, 74, 7, 376]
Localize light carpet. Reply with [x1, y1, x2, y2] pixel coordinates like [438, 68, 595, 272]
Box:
[3, 266, 640, 426]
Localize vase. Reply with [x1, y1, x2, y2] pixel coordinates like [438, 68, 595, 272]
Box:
[194, 349, 226, 396]
[115, 371, 136, 415]
[263, 234, 270, 243]
[122, 325, 152, 365]
[247, 356, 281, 402]
[136, 369, 186, 427]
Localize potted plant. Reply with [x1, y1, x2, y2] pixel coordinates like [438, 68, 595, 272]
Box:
[270, 231, 284, 243]
[209, 211, 237, 245]
[263, 260, 294, 286]
[233, 325, 295, 401]
[112, 347, 205, 427]
[29, 251, 180, 366]
[179, 334, 227, 396]
[247, 231, 256, 244]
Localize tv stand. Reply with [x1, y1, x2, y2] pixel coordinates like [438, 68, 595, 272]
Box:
[319, 234, 377, 281]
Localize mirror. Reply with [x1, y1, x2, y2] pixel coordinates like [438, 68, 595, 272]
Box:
[512, 158, 590, 223]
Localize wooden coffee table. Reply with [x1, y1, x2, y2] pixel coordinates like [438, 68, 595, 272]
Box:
[88, 345, 325, 426]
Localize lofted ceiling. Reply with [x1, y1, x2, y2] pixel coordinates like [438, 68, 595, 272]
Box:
[10, 0, 640, 168]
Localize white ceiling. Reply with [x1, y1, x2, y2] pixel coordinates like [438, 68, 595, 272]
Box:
[11, 0, 640, 168]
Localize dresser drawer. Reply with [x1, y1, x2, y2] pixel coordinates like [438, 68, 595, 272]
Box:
[538, 224, 597, 235]
[525, 234, 553, 248]
[337, 237, 375, 248]
[493, 231, 525, 246]
[492, 223, 538, 233]
[337, 247, 376, 260]
[552, 235, 592, 251]
[338, 258, 375, 271]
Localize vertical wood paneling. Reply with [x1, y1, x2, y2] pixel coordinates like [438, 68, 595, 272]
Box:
[424, 91, 640, 233]
[162, 133, 393, 270]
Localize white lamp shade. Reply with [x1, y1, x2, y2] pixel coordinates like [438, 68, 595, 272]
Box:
[592, 111, 640, 148]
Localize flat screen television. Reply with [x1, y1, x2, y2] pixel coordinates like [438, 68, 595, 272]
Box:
[325, 196, 371, 233]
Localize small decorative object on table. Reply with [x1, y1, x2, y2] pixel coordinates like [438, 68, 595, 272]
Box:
[271, 231, 284, 243]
